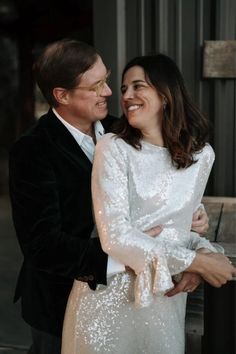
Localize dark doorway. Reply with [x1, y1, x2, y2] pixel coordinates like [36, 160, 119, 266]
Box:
[0, 0, 93, 194]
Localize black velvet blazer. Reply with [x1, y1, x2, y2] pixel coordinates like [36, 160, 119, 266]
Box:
[9, 109, 117, 337]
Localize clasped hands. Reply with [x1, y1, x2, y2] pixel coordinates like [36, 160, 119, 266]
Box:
[144, 208, 236, 297]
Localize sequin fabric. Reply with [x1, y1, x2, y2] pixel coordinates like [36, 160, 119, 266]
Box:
[62, 133, 215, 354]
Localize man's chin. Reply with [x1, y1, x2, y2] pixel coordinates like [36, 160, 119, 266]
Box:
[97, 109, 108, 120]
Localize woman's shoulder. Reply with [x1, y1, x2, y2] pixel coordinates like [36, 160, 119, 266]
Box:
[96, 133, 127, 151]
[196, 143, 215, 164]
[201, 143, 214, 157]
[95, 134, 129, 165]
[97, 132, 115, 143]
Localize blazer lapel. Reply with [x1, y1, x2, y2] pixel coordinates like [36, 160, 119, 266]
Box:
[42, 110, 92, 172]
[40, 110, 118, 172]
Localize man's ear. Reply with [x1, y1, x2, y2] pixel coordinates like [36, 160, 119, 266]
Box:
[53, 87, 70, 105]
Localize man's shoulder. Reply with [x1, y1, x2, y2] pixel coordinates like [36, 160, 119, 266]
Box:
[10, 112, 52, 157]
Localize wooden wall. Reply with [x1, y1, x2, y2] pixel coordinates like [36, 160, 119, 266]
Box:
[94, 0, 236, 197]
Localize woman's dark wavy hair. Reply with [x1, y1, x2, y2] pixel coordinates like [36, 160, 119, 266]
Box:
[114, 54, 209, 169]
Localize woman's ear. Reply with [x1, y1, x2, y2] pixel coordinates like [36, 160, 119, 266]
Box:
[53, 87, 70, 105]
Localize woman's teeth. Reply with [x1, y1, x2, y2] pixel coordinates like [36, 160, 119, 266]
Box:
[127, 104, 142, 111]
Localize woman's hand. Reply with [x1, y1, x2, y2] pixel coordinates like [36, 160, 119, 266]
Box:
[165, 272, 202, 297]
[187, 252, 236, 288]
[191, 208, 209, 235]
[144, 225, 163, 237]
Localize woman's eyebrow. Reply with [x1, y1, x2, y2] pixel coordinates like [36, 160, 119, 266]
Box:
[121, 79, 146, 88]
[132, 79, 146, 83]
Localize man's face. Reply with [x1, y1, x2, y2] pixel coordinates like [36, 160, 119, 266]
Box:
[65, 56, 112, 124]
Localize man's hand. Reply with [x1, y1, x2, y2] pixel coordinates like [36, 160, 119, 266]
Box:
[165, 272, 202, 297]
[191, 208, 209, 235]
[187, 252, 236, 288]
[144, 225, 163, 238]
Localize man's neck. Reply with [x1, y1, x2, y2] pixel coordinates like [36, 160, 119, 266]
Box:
[53, 107, 94, 136]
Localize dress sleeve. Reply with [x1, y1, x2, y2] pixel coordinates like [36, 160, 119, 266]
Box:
[92, 135, 159, 274]
[92, 135, 196, 306]
[188, 232, 218, 253]
[193, 145, 215, 213]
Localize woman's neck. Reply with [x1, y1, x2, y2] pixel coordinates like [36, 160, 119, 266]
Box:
[142, 126, 164, 147]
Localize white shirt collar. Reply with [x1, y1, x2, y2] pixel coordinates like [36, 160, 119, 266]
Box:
[52, 108, 105, 147]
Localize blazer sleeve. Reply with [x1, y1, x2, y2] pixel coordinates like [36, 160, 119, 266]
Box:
[9, 136, 107, 284]
[188, 144, 217, 253]
[92, 135, 197, 306]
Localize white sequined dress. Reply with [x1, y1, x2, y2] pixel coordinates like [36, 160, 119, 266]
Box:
[62, 133, 216, 354]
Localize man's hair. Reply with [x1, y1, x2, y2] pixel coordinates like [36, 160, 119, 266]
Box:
[114, 54, 209, 169]
[34, 39, 99, 107]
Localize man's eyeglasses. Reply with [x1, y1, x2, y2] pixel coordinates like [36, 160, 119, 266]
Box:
[74, 70, 111, 96]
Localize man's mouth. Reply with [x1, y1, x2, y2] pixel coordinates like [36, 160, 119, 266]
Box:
[97, 101, 107, 107]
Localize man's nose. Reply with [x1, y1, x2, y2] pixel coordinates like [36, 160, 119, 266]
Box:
[102, 83, 112, 96]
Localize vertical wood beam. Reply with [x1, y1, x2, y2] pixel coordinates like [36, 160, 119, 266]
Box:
[213, 0, 236, 196]
[93, 0, 126, 116]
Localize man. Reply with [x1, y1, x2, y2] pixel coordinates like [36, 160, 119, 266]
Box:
[9, 39, 209, 354]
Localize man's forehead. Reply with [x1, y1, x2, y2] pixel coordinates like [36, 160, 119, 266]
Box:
[79, 57, 107, 84]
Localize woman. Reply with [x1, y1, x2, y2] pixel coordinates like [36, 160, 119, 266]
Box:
[62, 54, 235, 354]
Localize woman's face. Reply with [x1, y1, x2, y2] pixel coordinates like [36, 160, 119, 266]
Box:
[120, 66, 164, 131]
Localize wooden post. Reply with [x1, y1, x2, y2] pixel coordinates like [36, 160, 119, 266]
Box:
[202, 197, 236, 354]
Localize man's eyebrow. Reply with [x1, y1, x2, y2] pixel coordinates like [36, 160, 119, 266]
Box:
[91, 70, 110, 85]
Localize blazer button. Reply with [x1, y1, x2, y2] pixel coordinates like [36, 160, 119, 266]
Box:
[88, 275, 94, 281]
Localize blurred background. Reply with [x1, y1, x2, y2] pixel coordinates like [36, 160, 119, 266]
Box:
[0, 0, 235, 353]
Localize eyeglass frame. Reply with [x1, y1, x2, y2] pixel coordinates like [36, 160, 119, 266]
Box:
[73, 69, 111, 96]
